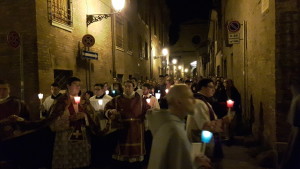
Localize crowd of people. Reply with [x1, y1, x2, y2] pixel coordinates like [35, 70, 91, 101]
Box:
[0, 74, 298, 169]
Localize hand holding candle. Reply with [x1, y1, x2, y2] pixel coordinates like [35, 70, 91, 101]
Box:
[98, 99, 103, 106]
[226, 99, 234, 108]
[105, 90, 109, 95]
[146, 98, 151, 104]
[74, 96, 81, 104]
[155, 93, 161, 100]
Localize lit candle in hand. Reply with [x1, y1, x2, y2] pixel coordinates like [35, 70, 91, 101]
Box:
[105, 90, 109, 95]
[155, 93, 161, 100]
[226, 99, 234, 108]
[74, 96, 81, 104]
[38, 93, 43, 100]
[201, 130, 213, 143]
[146, 98, 151, 104]
[98, 99, 103, 106]
[165, 89, 169, 94]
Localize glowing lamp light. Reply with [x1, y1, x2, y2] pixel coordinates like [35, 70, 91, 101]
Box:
[146, 98, 151, 104]
[201, 130, 213, 143]
[165, 89, 169, 94]
[172, 58, 177, 65]
[112, 90, 116, 94]
[184, 68, 188, 73]
[105, 90, 109, 95]
[155, 93, 161, 100]
[226, 99, 234, 108]
[98, 99, 103, 106]
[112, 0, 125, 12]
[74, 96, 81, 104]
[178, 66, 182, 70]
[162, 48, 168, 56]
[38, 93, 43, 100]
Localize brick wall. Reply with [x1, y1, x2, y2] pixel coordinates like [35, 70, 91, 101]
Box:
[275, 0, 300, 142]
[0, 0, 39, 119]
[222, 0, 276, 146]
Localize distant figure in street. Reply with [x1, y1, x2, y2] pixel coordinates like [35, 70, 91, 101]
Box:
[279, 75, 300, 169]
[147, 84, 212, 169]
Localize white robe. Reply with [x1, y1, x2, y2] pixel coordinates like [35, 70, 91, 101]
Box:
[89, 95, 113, 129]
[147, 109, 197, 169]
[43, 95, 54, 112]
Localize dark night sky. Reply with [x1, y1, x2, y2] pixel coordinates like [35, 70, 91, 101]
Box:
[165, 0, 212, 45]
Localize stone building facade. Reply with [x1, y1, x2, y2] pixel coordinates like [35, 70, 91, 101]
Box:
[0, 0, 169, 119]
[207, 0, 300, 152]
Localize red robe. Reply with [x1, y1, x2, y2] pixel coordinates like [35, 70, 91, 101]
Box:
[105, 92, 151, 162]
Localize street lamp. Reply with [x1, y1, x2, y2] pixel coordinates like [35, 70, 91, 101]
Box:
[86, 0, 125, 26]
[172, 58, 178, 65]
[154, 48, 168, 59]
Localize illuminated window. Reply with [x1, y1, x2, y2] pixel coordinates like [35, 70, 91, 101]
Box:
[48, 0, 73, 28]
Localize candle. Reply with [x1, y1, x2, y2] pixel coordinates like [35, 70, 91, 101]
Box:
[112, 90, 116, 94]
[98, 99, 103, 106]
[38, 93, 43, 100]
[74, 96, 81, 104]
[226, 99, 234, 108]
[201, 130, 213, 143]
[165, 89, 169, 94]
[105, 90, 109, 95]
[146, 98, 151, 103]
[155, 93, 161, 100]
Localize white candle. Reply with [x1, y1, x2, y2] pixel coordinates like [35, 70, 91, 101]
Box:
[105, 90, 109, 95]
[98, 99, 103, 106]
[74, 96, 81, 104]
[146, 98, 151, 103]
[155, 93, 161, 100]
[38, 93, 43, 100]
[165, 89, 169, 94]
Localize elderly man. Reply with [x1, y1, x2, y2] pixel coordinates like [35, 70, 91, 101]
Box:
[105, 80, 151, 169]
[147, 84, 212, 169]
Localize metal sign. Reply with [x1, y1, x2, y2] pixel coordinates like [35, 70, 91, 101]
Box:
[82, 50, 98, 60]
[228, 33, 240, 39]
[227, 21, 241, 32]
[229, 39, 240, 44]
[82, 34, 95, 47]
[7, 31, 21, 48]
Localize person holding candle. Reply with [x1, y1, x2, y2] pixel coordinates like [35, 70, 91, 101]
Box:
[147, 84, 212, 169]
[104, 80, 151, 169]
[186, 78, 231, 166]
[224, 79, 242, 136]
[89, 83, 113, 130]
[47, 77, 98, 169]
[41, 82, 62, 118]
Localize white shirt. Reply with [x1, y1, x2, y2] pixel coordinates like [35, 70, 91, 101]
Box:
[43, 95, 55, 111]
[147, 109, 197, 169]
[186, 99, 217, 142]
[90, 94, 113, 129]
[89, 94, 113, 111]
